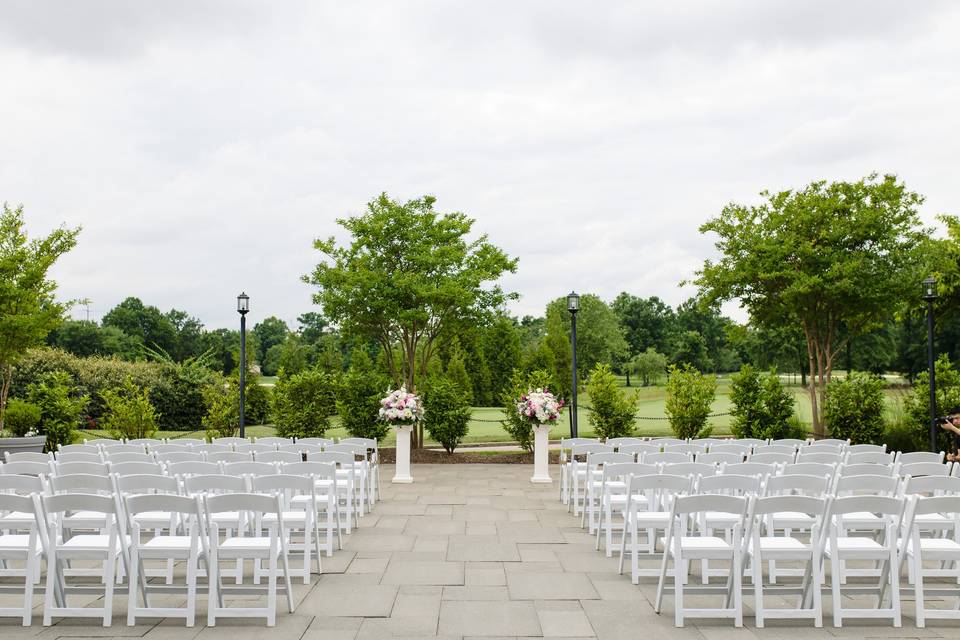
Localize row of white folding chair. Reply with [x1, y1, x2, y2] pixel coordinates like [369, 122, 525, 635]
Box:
[0, 466, 351, 627]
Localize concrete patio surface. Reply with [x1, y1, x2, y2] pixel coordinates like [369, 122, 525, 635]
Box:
[4, 463, 960, 639]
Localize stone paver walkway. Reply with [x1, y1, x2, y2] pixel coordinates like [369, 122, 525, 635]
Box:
[5, 463, 960, 639]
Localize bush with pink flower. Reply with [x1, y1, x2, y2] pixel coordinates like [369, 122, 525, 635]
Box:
[377, 386, 424, 426]
[516, 388, 563, 426]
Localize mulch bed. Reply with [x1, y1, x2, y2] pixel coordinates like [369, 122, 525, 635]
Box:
[378, 447, 561, 464]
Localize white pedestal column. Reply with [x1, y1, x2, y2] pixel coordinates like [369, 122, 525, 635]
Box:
[530, 424, 552, 483]
[392, 424, 414, 484]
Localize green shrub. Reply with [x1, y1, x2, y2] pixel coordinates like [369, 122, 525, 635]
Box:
[26, 371, 88, 451]
[3, 398, 41, 437]
[202, 375, 238, 440]
[337, 368, 391, 441]
[784, 415, 810, 441]
[632, 348, 668, 387]
[244, 379, 271, 425]
[100, 378, 159, 440]
[586, 363, 638, 440]
[271, 368, 338, 440]
[422, 377, 471, 453]
[729, 365, 795, 440]
[664, 364, 716, 440]
[501, 369, 554, 452]
[823, 372, 885, 445]
[904, 355, 960, 452]
[445, 350, 474, 405]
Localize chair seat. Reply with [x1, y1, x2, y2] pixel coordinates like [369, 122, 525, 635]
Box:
[824, 537, 888, 558]
[0, 511, 35, 527]
[262, 511, 309, 524]
[662, 535, 734, 558]
[840, 512, 884, 528]
[628, 510, 672, 524]
[60, 534, 117, 551]
[134, 511, 174, 525]
[141, 535, 194, 550]
[221, 536, 274, 549]
[907, 537, 960, 554]
[753, 536, 809, 552]
[771, 511, 815, 526]
[0, 534, 39, 551]
[915, 513, 954, 529]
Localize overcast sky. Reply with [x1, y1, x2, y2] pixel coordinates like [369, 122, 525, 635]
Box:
[1, 1, 957, 330]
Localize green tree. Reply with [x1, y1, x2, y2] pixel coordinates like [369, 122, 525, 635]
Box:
[664, 364, 717, 439]
[100, 377, 159, 440]
[102, 297, 177, 355]
[0, 204, 80, 432]
[444, 341, 473, 405]
[252, 316, 289, 365]
[672, 330, 713, 372]
[271, 368, 338, 439]
[306, 193, 517, 447]
[632, 348, 668, 386]
[337, 354, 391, 441]
[823, 372, 886, 445]
[586, 363, 639, 440]
[729, 365, 794, 439]
[164, 309, 206, 362]
[544, 294, 627, 394]
[611, 293, 677, 357]
[26, 371, 87, 451]
[904, 354, 960, 451]
[47, 320, 140, 359]
[694, 174, 927, 436]
[296, 311, 330, 345]
[422, 376, 471, 453]
[482, 316, 522, 401]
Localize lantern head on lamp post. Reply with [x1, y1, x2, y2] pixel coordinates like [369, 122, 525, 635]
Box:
[922, 278, 938, 452]
[237, 292, 250, 438]
[567, 291, 580, 438]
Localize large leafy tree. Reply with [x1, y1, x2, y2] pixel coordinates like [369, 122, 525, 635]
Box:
[544, 293, 627, 394]
[306, 193, 517, 446]
[611, 293, 677, 357]
[694, 174, 927, 436]
[102, 297, 177, 355]
[252, 316, 289, 365]
[482, 315, 522, 402]
[0, 203, 80, 432]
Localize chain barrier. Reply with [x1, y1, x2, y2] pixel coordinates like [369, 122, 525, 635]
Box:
[472, 405, 731, 423]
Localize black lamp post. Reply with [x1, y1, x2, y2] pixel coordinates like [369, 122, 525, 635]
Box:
[567, 291, 580, 438]
[922, 277, 937, 452]
[237, 292, 250, 438]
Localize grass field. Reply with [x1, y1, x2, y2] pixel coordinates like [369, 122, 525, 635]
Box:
[81, 374, 912, 447]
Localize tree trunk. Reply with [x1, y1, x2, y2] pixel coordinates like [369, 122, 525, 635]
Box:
[802, 324, 823, 438]
[625, 370, 631, 387]
[0, 364, 11, 436]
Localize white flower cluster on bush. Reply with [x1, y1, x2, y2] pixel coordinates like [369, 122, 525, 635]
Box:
[516, 388, 563, 425]
[378, 386, 424, 424]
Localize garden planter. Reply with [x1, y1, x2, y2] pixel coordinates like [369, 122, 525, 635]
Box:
[0, 436, 47, 456]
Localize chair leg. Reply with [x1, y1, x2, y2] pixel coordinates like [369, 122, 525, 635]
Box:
[22, 550, 35, 626]
[830, 554, 842, 627]
[674, 550, 684, 627]
[127, 547, 139, 626]
[207, 551, 219, 627]
[732, 549, 743, 628]
[890, 553, 902, 628]
[266, 550, 277, 627]
[43, 547, 57, 626]
[103, 550, 116, 627]
[753, 552, 764, 628]
[811, 552, 823, 628]
[186, 550, 197, 628]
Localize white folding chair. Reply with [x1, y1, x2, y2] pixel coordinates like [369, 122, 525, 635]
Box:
[846, 451, 895, 466]
[896, 451, 945, 465]
[567, 444, 614, 516]
[618, 443, 661, 460]
[306, 452, 358, 532]
[325, 443, 371, 515]
[42, 493, 122, 626]
[581, 452, 634, 532]
[782, 462, 836, 478]
[113, 473, 181, 584]
[618, 473, 692, 584]
[749, 452, 796, 465]
[157, 451, 205, 465]
[605, 437, 646, 450]
[104, 452, 155, 465]
[53, 452, 102, 464]
[51, 461, 109, 476]
[296, 437, 334, 447]
[654, 493, 749, 627]
[204, 493, 294, 627]
[595, 462, 658, 556]
[125, 494, 208, 627]
[641, 451, 692, 466]
[0, 460, 51, 476]
[195, 444, 232, 456]
[696, 474, 763, 584]
[281, 461, 342, 555]
[222, 461, 277, 477]
[709, 443, 752, 457]
[664, 443, 706, 456]
[235, 443, 276, 454]
[255, 451, 303, 465]
[847, 443, 887, 454]
[99, 444, 145, 455]
[167, 460, 221, 478]
[897, 494, 960, 627]
[211, 437, 248, 447]
[697, 452, 743, 466]
[340, 437, 381, 503]
[899, 461, 952, 478]
[797, 451, 843, 465]
[746, 494, 827, 628]
[253, 437, 294, 447]
[251, 474, 323, 583]
[110, 461, 164, 477]
[0, 493, 44, 626]
[4, 451, 52, 463]
[559, 438, 601, 504]
[183, 474, 248, 584]
[720, 462, 778, 479]
[760, 473, 832, 583]
[822, 495, 904, 627]
[207, 451, 253, 464]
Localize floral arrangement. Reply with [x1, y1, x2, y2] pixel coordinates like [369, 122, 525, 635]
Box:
[378, 386, 424, 426]
[516, 388, 564, 425]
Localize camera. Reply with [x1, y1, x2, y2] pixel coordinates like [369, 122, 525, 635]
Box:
[939, 416, 955, 424]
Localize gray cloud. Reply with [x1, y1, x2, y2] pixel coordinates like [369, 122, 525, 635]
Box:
[0, 1, 957, 329]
